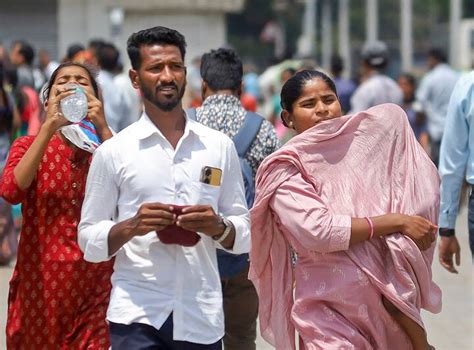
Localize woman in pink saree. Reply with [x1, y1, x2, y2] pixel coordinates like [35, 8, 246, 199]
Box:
[249, 70, 441, 350]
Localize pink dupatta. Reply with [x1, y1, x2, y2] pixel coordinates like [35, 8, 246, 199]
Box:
[249, 104, 442, 349]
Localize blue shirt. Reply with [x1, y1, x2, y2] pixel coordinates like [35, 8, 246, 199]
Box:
[439, 71, 474, 228]
[416, 63, 459, 142]
[243, 72, 261, 99]
[334, 77, 356, 113]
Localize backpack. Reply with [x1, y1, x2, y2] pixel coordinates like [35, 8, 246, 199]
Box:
[186, 108, 263, 208]
[187, 108, 263, 279]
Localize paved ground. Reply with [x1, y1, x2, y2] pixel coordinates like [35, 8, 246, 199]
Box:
[1, 208, 472, 349]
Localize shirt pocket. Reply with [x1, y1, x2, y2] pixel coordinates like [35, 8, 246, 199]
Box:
[189, 181, 220, 210]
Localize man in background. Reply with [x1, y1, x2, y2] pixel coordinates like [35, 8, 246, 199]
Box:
[416, 48, 459, 166]
[350, 41, 403, 113]
[193, 47, 279, 350]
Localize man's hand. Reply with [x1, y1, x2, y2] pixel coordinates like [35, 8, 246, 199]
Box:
[128, 203, 176, 235]
[175, 205, 224, 237]
[108, 203, 176, 256]
[438, 236, 461, 273]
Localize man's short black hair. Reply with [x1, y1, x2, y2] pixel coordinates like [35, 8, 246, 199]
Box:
[127, 26, 186, 70]
[330, 55, 344, 75]
[428, 47, 447, 63]
[14, 40, 35, 66]
[66, 43, 85, 60]
[88, 39, 106, 51]
[200, 48, 243, 92]
[97, 42, 119, 72]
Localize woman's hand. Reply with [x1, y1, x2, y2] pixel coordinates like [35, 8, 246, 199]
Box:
[84, 90, 113, 141]
[398, 214, 437, 250]
[42, 86, 74, 133]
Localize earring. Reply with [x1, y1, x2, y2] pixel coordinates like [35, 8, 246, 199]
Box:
[288, 121, 294, 128]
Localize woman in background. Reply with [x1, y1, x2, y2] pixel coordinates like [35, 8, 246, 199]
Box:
[398, 73, 429, 151]
[0, 61, 21, 265]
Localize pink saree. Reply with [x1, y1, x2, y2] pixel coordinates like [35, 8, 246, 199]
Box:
[249, 104, 442, 349]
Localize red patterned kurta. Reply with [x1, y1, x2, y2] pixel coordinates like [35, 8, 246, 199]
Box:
[0, 134, 113, 349]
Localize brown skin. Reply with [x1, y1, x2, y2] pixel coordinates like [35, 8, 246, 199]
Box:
[201, 80, 242, 101]
[438, 236, 461, 273]
[427, 56, 438, 71]
[281, 77, 343, 133]
[282, 76, 435, 350]
[359, 61, 374, 83]
[13, 65, 112, 191]
[38, 49, 50, 70]
[108, 44, 235, 257]
[398, 76, 430, 151]
[9, 43, 24, 66]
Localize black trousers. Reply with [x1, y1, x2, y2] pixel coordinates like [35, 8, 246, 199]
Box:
[109, 314, 222, 350]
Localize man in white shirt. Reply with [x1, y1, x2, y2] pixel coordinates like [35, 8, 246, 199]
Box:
[79, 26, 250, 350]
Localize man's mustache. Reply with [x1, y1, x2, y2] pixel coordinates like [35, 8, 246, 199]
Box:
[156, 83, 178, 91]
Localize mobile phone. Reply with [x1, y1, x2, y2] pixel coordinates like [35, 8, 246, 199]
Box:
[200, 166, 222, 186]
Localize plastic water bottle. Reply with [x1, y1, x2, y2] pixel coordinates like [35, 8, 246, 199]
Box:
[60, 84, 88, 123]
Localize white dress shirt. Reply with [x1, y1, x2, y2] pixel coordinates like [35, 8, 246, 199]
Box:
[78, 112, 250, 344]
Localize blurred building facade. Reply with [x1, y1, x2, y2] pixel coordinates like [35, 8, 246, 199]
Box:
[0, 0, 245, 65]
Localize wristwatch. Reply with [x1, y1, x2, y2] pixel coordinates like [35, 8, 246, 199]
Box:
[212, 217, 233, 244]
[438, 228, 455, 237]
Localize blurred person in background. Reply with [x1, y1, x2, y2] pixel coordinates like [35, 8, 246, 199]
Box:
[63, 43, 85, 63]
[243, 62, 261, 101]
[0, 62, 114, 348]
[350, 41, 403, 113]
[437, 71, 474, 273]
[0, 42, 11, 66]
[258, 58, 301, 124]
[271, 67, 296, 142]
[97, 41, 133, 131]
[191, 47, 279, 350]
[241, 62, 261, 112]
[38, 48, 59, 81]
[416, 48, 459, 167]
[186, 56, 203, 108]
[240, 91, 258, 112]
[10, 40, 36, 89]
[330, 55, 356, 114]
[398, 73, 429, 151]
[4, 63, 41, 137]
[87, 39, 106, 67]
[114, 60, 143, 125]
[0, 61, 21, 265]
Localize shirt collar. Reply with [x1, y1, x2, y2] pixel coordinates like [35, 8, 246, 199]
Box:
[202, 94, 241, 108]
[132, 110, 206, 140]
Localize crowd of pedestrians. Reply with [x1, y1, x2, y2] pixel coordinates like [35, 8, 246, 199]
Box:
[0, 24, 470, 350]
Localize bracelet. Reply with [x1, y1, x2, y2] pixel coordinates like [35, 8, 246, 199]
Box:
[365, 217, 374, 240]
[212, 217, 233, 244]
